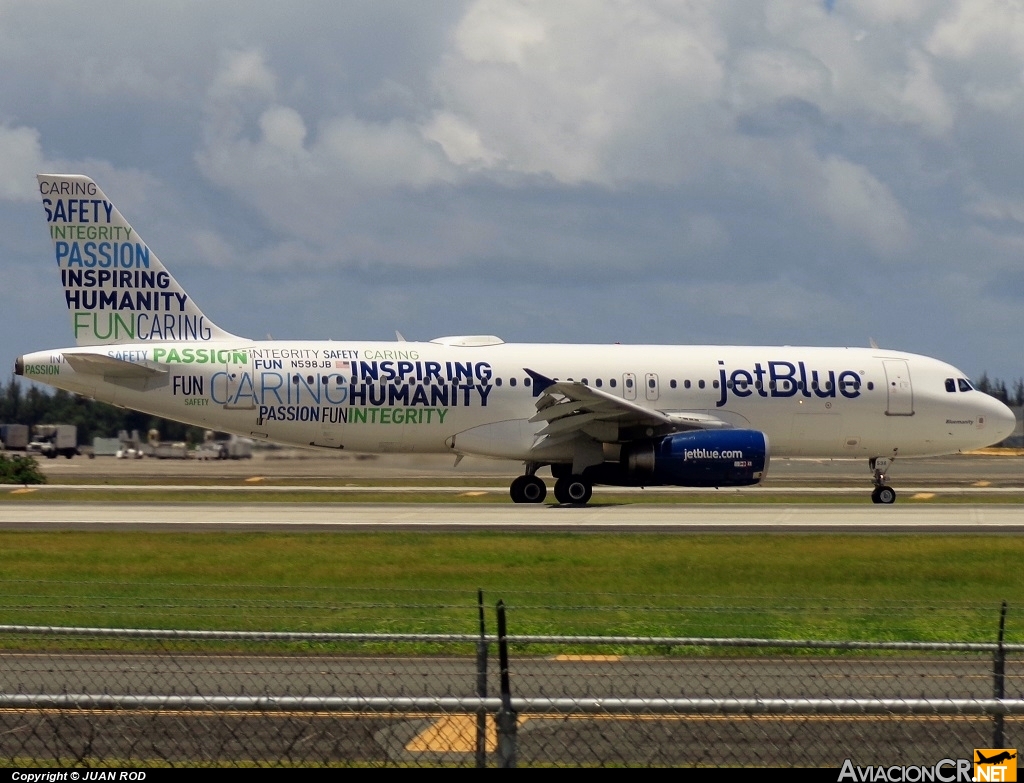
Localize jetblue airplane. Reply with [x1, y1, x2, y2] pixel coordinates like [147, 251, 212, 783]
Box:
[15, 175, 1017, 504]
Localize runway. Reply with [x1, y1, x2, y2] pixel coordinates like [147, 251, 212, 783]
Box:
[1, 502, 1022, 532]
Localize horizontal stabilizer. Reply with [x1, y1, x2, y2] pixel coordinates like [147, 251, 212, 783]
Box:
[62, 352, 169, 391]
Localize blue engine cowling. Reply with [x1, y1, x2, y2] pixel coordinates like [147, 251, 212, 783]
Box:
[583, 429, 769, 488]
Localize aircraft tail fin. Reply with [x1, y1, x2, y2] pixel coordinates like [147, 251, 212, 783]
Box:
[37, 174, 238, 346]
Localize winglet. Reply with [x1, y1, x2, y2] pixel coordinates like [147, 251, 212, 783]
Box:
[524, 368, 557, 396]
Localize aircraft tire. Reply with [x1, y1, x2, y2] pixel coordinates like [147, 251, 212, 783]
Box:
[510, 475, 528, 503]
[555, 475, 592, 505]
[876, 486, 896, 505]
[521, 476, 547, 504]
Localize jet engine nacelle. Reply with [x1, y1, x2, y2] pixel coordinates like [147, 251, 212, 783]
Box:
[588, 429, 769, 488]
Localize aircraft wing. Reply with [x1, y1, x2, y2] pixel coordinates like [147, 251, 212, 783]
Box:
[524, 368, 731, 443]
[62, 353, 169, 391]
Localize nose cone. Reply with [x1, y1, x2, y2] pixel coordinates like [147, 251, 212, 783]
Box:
[986, 397, 1018, 446]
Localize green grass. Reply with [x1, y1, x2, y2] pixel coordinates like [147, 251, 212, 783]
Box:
[0, 532, 1020, 645]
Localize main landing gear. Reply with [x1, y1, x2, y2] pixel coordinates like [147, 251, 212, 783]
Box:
[509, 465, 594, 505]
[869, 456, 897, 505]
[554, 475, 592, 505]
[510, 474, 547, 503]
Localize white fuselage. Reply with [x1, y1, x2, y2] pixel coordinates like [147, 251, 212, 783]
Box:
[19, 339, 1016, 461]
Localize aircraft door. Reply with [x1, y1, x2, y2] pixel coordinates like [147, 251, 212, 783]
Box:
[623, 372, 637, 401]
[645, 373, 660, 401]
[883, 360, 914, 416]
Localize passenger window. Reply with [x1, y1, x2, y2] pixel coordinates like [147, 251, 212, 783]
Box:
[610, 378, 617, 388]
[509, 378, 517, 387]
[495, 378, 503, 387]
[945, 378, 956, 393]
[626, 378, 633, 388]
[670, 380, 677, 389]
[596, 379, 603, 388]
[684, 380, 691, 389]
[524, 377, 531, 387]
[648, 378, 655, 388]
[698, 380, 705, 389]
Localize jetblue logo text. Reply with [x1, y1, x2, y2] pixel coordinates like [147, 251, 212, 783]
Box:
[717, 360, 862, 407]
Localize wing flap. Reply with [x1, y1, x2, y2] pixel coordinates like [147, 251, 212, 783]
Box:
[524, 368, 732, 442]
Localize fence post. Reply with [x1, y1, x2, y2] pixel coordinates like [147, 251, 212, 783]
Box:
[495, 599, 517, 768]
[994, 600, 1007, 748]
[475, 588, 488, 769]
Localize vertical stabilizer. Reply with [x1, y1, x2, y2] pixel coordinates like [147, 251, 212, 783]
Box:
[38, 174, 237, 346]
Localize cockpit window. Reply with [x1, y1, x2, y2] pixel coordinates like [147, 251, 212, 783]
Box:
[958, 378, 973, 392]
[945, 378, 956, 393]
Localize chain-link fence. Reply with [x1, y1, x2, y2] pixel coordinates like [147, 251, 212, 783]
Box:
[1, 605, 1022, 767]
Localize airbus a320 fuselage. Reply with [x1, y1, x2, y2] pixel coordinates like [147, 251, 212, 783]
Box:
[16, 175, 1017, 504]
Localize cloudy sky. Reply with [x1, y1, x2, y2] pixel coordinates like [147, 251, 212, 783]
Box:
[2, 0, 1022, 382]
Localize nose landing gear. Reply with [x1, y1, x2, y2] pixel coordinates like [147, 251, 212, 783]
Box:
[869, 456, 897, 504]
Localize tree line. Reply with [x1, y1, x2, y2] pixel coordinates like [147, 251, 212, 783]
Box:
[975, 374, 1024, 407]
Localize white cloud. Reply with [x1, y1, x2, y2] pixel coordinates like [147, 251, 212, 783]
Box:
[422, 112, 500, 169]
[729, 48, 832, 113]
[927, 0, 1024, 63]
[897, 49, 953, 133]
[846, 0, 938, 25]
[817, 155, 913, 256]
[432, 0, 727, 185]
[189, 229, 240, 269]
[0, 125, 46, 201]
[209, 49, 277, 99]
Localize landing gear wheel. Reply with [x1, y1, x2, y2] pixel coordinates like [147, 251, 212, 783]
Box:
[521, 475, 546, 503]
[510, 476, 527, 503]
[869, 456, 898, 505]
[510, 475, 547, 504]
[554, 475, 592, 505]
[872, 486, 896, 505]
